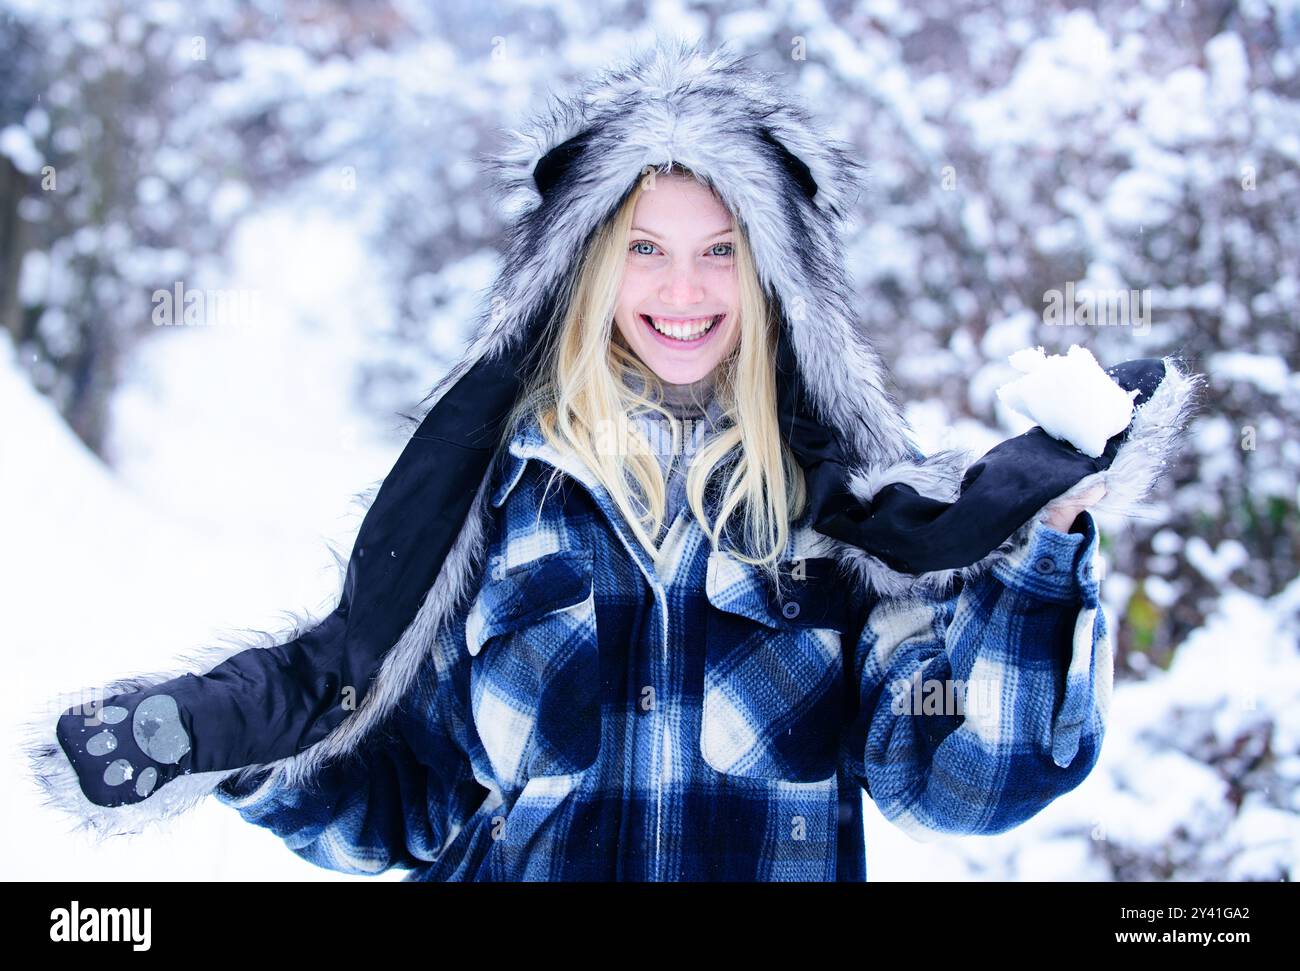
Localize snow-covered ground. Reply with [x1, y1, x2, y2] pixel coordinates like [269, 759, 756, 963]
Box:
[5, 205, 1297, 882]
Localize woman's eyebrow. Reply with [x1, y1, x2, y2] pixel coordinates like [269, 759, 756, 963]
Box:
[630, 225, 734, 240]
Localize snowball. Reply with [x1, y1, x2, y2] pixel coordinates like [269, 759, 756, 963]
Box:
[996, 344, 1139, 457]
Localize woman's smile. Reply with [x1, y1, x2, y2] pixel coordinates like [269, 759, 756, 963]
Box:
[640, 312, 726, 348]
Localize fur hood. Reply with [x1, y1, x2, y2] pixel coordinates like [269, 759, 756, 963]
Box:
[22, 37, 1203, 844]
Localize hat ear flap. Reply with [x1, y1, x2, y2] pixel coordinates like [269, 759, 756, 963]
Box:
[757, 126, 819, 201]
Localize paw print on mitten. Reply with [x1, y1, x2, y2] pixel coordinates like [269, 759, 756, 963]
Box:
[56, 693, 193, 807]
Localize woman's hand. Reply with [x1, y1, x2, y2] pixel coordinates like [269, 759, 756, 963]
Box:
[1041, 480, 1107, 533]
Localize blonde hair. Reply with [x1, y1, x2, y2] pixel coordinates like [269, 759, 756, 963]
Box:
[502, 167, 807, 586]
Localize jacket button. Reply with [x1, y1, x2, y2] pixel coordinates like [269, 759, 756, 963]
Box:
[1035, 555, 1056, 574]
[782, 601, 801, 619]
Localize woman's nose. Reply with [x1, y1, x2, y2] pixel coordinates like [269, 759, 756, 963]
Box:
[659, 264, 706, 306]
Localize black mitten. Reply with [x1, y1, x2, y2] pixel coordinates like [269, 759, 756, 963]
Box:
[775, 321, 1171, 575]
[56, 691, 195, 806]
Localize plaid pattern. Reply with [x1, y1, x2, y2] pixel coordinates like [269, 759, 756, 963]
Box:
[215, 410, 1111, 880]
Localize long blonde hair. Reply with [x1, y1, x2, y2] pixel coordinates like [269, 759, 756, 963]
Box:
[502, 167, 807, 585]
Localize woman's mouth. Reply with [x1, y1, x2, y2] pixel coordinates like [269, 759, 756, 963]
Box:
[639, 313, 724, 346]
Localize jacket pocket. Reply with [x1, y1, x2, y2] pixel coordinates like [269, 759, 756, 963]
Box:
[701, 551, 849, 783]
[466, 548, 601, 785]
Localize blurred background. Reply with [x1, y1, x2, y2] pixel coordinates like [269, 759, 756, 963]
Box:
[2, 0, 1296, 881]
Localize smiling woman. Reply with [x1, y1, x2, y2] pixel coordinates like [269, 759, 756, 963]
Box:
[28, 38, 1200, 883]
[515, 159, 804, 572]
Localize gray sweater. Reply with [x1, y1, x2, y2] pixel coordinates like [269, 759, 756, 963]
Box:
[627, 373, 725, 544]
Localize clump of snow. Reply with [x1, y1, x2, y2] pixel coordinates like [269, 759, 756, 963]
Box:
[995, 345, 1139, 457]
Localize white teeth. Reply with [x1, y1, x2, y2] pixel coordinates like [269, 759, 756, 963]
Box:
[645, 314, 720, 340]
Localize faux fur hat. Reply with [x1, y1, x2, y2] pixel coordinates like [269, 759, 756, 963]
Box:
[23, 37, 1204, 842]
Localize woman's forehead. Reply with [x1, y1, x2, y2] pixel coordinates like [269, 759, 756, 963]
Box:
[631, 177, 734, 237]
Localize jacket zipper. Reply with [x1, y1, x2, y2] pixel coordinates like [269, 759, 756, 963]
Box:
[652, 585, 668, 881]
[592, 523, 667, 881]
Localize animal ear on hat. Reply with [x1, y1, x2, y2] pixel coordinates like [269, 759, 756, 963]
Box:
[533, 128, 596, 197]
[757, 126, 819, 201]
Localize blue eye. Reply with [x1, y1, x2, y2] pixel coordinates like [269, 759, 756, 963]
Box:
[629, 240, 734, 258]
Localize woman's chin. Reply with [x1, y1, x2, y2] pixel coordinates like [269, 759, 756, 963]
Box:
[644, 360, 718, 385]
[634, 340, 730, 385]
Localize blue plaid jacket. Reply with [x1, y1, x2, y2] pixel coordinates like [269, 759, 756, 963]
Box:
[215, 405, 1112, 881]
